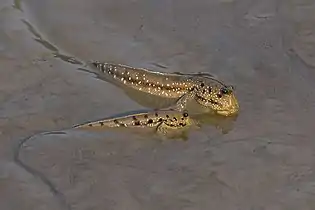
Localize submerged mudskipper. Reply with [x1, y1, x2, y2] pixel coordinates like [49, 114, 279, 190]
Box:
[73, 109, 198, 139]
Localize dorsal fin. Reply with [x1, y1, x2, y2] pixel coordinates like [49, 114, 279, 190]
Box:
[172, 71, 219, 80]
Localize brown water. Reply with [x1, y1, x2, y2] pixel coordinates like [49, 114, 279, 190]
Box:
[1, 0, 315, 209]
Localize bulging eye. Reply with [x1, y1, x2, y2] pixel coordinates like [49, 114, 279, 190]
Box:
[220, 87, 230, 94]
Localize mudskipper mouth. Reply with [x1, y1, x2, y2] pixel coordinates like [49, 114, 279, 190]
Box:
[216, 95, 239, 116]
[217, 106, 239, 116]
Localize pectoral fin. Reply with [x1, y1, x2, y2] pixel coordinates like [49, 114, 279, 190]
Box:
[171, 89, 196, 112]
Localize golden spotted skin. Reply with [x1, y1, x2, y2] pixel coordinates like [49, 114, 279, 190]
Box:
[181, 80, 240, 116]
[91, 61, 193, 98]
[90, 61, 239, 116]
[73, 110, 195, 136]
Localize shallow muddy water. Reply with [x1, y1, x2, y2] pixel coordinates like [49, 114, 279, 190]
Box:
[1, 0, 315, 209]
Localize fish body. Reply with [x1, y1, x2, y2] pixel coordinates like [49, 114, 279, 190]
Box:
[90, 62, 239, 116]
[91, 62, 194, 98]
[73, 110, 196, 137]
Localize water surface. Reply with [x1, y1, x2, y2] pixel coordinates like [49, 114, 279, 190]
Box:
[1, 0, 315, 209]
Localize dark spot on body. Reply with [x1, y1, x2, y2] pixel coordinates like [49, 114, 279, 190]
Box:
[166, 115, 169, 118]
[148, 119, 153, 123]
[200, 82, 205, 87]
[183, 112, 189, 117]
[210, 99, 219, 105]
[173, 117, 177, 121]
[132, 116, 137, 120]
[99, 122, 104, 126]
[135, 121, 140, 126]
[208, 87, 212, 92]
[196, 94, 219, 105]
[217, 94, 222, 98]
[155, 112, 158, 117]
[159, 118, 163, 122]
[113, 119, 119, 124]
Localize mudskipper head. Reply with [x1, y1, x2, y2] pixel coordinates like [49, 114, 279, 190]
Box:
[194, 79, 239, 116]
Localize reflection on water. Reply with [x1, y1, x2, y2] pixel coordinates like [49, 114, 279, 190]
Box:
[118, 87, 179, 109]
[194, 113, 237, 134]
